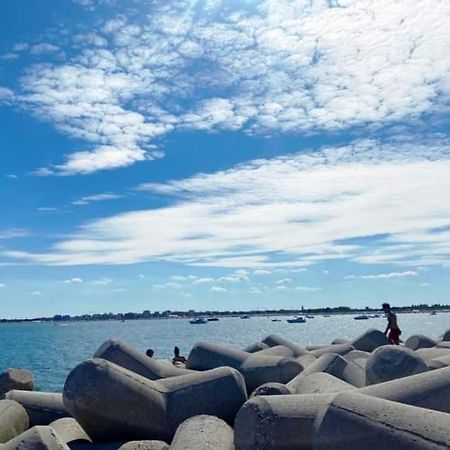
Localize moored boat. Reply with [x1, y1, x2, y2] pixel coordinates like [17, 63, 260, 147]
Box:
[189, 317, 208, 324]
[287, 316, 306, 323]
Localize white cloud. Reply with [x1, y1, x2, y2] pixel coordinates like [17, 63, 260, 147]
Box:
[211, 286, 227, 292]
[16, 0, 450, 174]
[345, 271, 419, 280]
[0, 283, 6, 288]
[153, 282, 182, 290]
[4, 138, 450, 269]
[0, 87, 15, 104]
[420, 282, 431, 287]
[91, 277, 112, 285]
[0, 229, 28, 239]
[30, 291, 42, 296]
[276, 278, 293, 285]
[193, 277, 215, 284]
[63, 277, 83, 284]
[72, 193, 123, 206]
[295, 286, 322, 292]
[37, 207, 58, 212]
[253, 270, 271, 276]
[30, 43, 59, 55]
[170, 275, 197, 281]
[275, 285, 288, 291]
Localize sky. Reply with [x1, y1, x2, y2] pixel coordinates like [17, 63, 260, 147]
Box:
[1, 0, 450, 318]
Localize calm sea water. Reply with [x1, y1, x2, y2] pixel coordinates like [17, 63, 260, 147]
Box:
[1, 312, 449, 392]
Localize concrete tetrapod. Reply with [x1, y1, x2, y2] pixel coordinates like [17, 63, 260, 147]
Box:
[170, 415, 234, 450]
[0, 369, 33, 398]
[365, 345, 428, 385]
[313, 391, 450, 450]
[2, 426, 70, 450]
[405, 334, 437, 350]
[187, 341, 303, 391]
[427, 354, 450, 370]
[242, 342, 268, 353]
[5, 390, 70, 425]
[119, 441, 169, 450]
[350, 328, 388, 352]
[49, 418, 91, 445]
[251, 345, 295, 358]
[63, 358, 247, 442]
[309, 343, 354, 358]
[261, 335, 308, 357]
[0, 399, 29, 444]
[292, 372, 356, 395]
[234, 393, 335, 450]
[250, 382, 292, 397]
[94, 340, 194, 380]
[358, 365, 450, 413]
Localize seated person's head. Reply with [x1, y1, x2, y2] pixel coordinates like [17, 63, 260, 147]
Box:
[146, 348, 154, 357]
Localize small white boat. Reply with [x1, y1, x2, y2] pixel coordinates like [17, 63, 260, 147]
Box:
[207, 316, 219, 321]
[189, 317, 208, 324]
[354, 314, 369, 320]
[305, 315, 315, 319]
[287, 316, 306, 323]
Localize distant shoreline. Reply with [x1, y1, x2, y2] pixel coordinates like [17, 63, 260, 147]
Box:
[1, 304, 448, 323]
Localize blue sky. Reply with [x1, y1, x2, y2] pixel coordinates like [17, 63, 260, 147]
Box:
[1, 0, 450, 318]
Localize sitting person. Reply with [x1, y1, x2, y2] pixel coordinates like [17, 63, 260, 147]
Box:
[146, 348, 154, 358]
[172, 346, 187, 364]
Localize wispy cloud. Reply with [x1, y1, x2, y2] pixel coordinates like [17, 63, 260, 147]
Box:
[211, 286, 226, 293]
[0, 283, 6, 288]
[30, 291, 42, 296]
[63, 277, 83, 284]
[13, 0, 450, 174]
[0, 228, 28, 239]
[71, 193, 123, 206]
[4, 138, 450, 268]
[91, 277, 112, 285]
[345, 271, 419, 280]
[295, 286, 322, 292]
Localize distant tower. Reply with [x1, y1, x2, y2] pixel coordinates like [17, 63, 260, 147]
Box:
[301, 305, 304, 311]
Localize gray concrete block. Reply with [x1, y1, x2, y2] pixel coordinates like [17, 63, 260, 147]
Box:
[442, 328, 450, 341]
[250, 382, 292, 397]
[344, 350, 370, 362]
[251, 345, 294, 358]
[292, 372, 356, 395]
[2, 426, 70, 450]
[242, 343, 268, 353]
[170, 415, 234, 450]
[261, 335, 308, 357]
[416, 347, 450, 362]
[359, 365, 450, 412]
[119, 441, 169, 450]
[234, 394, 334, 450]
[63, 358, 246, 442]
[331, 338, 350, 345]
[428, 354, 450, 369]
[313, 391, 450, 450]
[296, 354, 317, 369]
[0, 369, 33, 398]
[0, 399, 29, 444]
[94, 340, 193, 380]
[365, 345, 428, 385]
[351, 328, 388, 352]
[187, 341, 303, 391]
[405, 334, 437, 350]
[49, 418, 91, 445]
[310, 343, 354, 358]
[436, 340, 450, 348]
[5, 391, 70, 426]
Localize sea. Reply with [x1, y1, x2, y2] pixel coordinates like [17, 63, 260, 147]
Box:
[0, 312, 449, 392]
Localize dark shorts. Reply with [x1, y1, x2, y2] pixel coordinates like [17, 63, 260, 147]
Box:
[389, 328, 401, 342]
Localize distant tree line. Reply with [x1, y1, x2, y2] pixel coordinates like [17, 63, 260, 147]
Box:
[0, 303, 449, 323]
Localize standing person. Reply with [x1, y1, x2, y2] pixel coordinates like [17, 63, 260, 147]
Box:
[382, 302, 401, 344]
[172, 346, 187, 364]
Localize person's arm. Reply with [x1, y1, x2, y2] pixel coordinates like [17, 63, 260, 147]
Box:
[384, 314, 391, 335]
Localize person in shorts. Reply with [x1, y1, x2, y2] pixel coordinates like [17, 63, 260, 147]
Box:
[382, 302, 401, 344]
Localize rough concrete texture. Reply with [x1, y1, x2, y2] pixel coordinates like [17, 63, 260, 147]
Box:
[49, 418, 91, 445]
[293, 372, 356, 395]
[359, 365, 450, 413]
[234, 393, 335, 450]
[405, 334, 437, 350]
[344, 350, 370, 362]
[261, 335, 308, 357]
[296, 354, 317, 369]
[5, 390, 70, 426]
[2, 426, 70, 450]
[436, 341, 450, 349]
[427, 354, 450, 370]
[313, 391, 450, 450]
[119, 441, 169, 450]
[350, 328, 388, 352]
[250, 382, 292, 397]
[310, 343, 354, 358]
[252, 345, 294, 358]
[287, 354, 346, 392]
[0, 399, 29, 444]
[170, 415, 234, 450]
[63, 358, 247, 442]
[365, 345, 428, 385]
[0, 369, 33, 398]
[187, 341, 302, 391]
[342, 359, 367, 387]
[242, 342, 268, 353]
[416, 347, 450, 362]
[94, 340, 193, 380]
